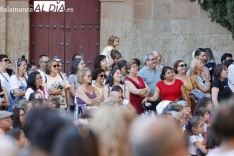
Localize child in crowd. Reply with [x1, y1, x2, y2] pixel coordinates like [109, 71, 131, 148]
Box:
[194, 107, 210, 137]
[6, 128, 27, 148]
[187, 116, 208, 155]
[196, 97, 213, 112]
[28, 91, 43, 101]
[102, 35, 119, 66]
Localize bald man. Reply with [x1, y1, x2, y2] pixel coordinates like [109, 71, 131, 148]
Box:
[152, 51, 163, 70]
[129, 118, 187, 156]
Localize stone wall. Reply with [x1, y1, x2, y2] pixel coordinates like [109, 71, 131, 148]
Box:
[0, 0, 29, 62]
[100, 0, 234, 66]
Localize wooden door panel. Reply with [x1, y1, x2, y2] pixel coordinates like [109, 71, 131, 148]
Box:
[30, 11, 49, 65]
[48, 12, 65, 61]
[86, 0, 100, 24]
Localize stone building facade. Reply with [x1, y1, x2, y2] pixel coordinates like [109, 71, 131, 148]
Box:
[100, 0, 234, 66]
[1, 0, 234, 66]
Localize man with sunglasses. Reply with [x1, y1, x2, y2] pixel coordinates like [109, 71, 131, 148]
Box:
[38, 55, 49, 77]
[0, 55, 11, 97]
[137, 52, 161, 110]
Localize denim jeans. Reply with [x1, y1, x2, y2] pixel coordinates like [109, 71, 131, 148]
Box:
[8, 96, 25, 112]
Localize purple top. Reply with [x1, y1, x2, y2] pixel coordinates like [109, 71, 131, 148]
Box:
[76, 91, 96, 111]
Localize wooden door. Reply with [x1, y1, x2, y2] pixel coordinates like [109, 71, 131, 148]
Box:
[30, 0, 100, 73]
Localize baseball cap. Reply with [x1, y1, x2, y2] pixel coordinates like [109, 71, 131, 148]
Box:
[0, 111, 12, 120]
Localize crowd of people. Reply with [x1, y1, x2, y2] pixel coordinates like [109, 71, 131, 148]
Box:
[0, 35, 234, 156]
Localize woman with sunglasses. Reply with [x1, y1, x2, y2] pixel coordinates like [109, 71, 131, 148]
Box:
[68, 58, 85, 111]
[124, 60, 150, 114]
[25, 71, 48, 100]
[91, 68, 106, 96]
[44, 60, 70, 111]
[9, 58, 27, 111]
[0, 55, 11, 97]
[189, 59, 210, 96]
[173, 60, 196, 109]
[75, 68, 102, 113]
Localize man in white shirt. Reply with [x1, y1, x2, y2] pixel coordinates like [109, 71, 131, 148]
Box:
[187, 48, 211, 80]
[0, 55, 11, 96]
[152, 51, 163, 70]
[37, 55, 49, 77]
[228, 63, 234, 92]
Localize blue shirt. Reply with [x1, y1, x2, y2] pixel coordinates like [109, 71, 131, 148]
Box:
[137, 66, 161, 96]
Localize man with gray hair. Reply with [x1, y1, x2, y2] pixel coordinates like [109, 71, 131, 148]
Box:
[129, 118, 187, 156]
[137, 53, 161, 109]
[37, 54, 49, 77]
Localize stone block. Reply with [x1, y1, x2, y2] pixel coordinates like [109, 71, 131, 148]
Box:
[133, 3, 152, 19]
[134, 0, 152, 3]
[153, 0, 170, 19]
[123, 4, 133, 19]
[202, 34, 234, 51]
[101, 2, 123, 19]
[133, 19, 153, 30]
[171, 2, 200, 19]
[6, 1, 29, 60]
[170, 34, 203, 52]
[153, 19, 171, 39]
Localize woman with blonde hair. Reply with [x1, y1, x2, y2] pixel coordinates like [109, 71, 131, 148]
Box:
[90, 106, 135, 156]
[9, 58, 28, 111]
[189, 59, 210, 95]
[43, 60, 70, 111]
[75, 68, 102, 113]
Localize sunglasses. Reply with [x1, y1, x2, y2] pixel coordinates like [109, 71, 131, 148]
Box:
[99, 74, 106, 78]
[1, 59, 9, 62]
[178, 64, 187, 68]
[53, 64, 59, 68]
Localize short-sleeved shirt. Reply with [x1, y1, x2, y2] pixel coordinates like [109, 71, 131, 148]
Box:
[67, 74, 80, 89]
[188, 134, 203, 155]
[43, 73, 70, 109]
[228, 64, 234, 92]
[9, 75, 27, 98]
[0, 72, 10, 96]
[37, 69, 46, 77]
[156, 79, 183, 101]
[137, 66, 161, 96]
[101, 46, 114, 63]
[25, 87, 48, 100]
[211, 78, 233, 104]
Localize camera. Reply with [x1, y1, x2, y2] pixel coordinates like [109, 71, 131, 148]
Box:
[57, 84, 64, 90]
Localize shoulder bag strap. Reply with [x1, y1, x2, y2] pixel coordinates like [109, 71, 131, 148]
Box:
[0, 72, 9, 82]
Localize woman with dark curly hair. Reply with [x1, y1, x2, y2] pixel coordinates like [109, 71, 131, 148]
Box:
[25, 71, 48, 100]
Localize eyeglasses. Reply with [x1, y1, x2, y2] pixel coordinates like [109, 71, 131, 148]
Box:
[53, 64, 59, 68]
[19, 113, 26, 117]
[1, 59, 9, 62]
[147, 58, 156, 61]
[178, 64, 187, 68]
[99, 74, 106, 78]
[36, 76, 42, 80]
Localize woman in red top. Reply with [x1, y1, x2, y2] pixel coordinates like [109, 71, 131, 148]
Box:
[143, 66, 188, 104]
[124, 60, 151, 114]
